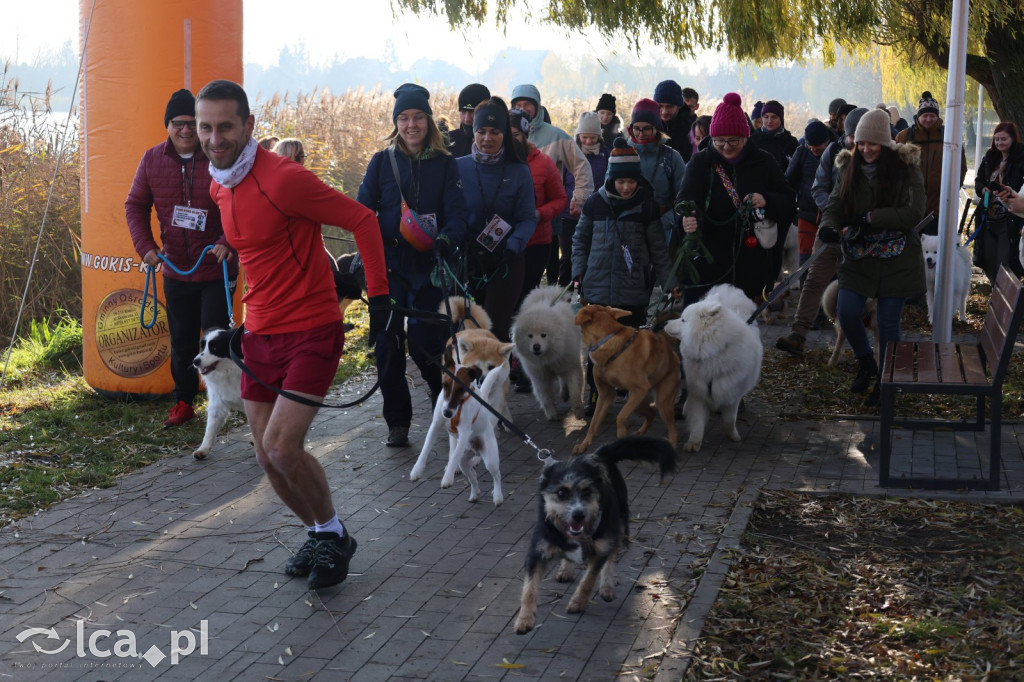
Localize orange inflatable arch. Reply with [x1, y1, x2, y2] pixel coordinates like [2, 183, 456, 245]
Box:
[79, 0, 242, 397]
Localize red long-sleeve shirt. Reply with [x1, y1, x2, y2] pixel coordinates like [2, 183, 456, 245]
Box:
[210, 145, 387, 335]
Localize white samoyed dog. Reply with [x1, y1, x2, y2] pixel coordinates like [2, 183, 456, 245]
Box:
[921, 234, 972, 324]
[664, 284, 762, 452]
[510, 285, 585, 420]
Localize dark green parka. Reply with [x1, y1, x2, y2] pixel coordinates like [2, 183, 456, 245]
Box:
[820, 143, 926, 299]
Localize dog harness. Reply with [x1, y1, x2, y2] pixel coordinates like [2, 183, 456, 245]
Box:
[587, 329, 639, 365]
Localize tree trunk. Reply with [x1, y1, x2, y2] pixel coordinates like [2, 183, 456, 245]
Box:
[981, 23, 1024, 135]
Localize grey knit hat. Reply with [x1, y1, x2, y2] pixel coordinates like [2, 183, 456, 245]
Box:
[842, 107, 870, 139]
[576, 111, 602, 137]
[854, 109, 895, 148]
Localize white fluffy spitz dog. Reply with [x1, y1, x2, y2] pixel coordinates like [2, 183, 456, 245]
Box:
[664, 284, 762, 452]
[511, 285, 585, 420]
[921, 234, 972, 324]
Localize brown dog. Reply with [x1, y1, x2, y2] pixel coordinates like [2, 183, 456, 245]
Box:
[573, 305, 679, 454]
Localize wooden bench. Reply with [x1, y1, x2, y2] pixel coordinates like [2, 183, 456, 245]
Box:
[879, 265, 1024, 491]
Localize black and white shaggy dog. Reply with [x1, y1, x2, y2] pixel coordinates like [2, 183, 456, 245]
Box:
[514, 435, 677, 634]
[191, 328, 244, 460]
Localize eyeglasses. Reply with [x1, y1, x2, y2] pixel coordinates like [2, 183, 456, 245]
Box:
[170, 120, 197, 130]
[630, 125, 655, 136]
[712, 137, 743, 148]
[296, 153, 306, 161]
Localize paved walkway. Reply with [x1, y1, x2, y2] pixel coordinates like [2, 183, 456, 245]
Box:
[2, 323, 1022, 681]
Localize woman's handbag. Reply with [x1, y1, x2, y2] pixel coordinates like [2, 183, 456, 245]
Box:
[842, 230, 906, 260]
[389, 148, 437, 252]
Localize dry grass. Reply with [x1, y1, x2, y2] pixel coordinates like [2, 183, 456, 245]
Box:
[0, 63, 81, 347]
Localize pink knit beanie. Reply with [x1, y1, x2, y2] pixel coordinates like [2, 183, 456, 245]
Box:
[709, 93, 750, 139]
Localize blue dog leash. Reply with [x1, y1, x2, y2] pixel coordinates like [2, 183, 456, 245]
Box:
[140, 245, 235, 329]
[963, 192, 990, 248]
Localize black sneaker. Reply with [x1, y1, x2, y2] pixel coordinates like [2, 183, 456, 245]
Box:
[307, 532, 357, 590]
[514, 376, 532, 394]
[284, 531, 317, 577]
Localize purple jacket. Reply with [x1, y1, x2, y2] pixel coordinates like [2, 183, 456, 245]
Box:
[125, 139, 236, 282]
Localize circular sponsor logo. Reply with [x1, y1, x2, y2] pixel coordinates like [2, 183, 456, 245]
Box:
[95, 289, 170, 378]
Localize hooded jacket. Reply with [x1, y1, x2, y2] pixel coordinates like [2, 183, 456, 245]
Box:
[511, 84, 594, 208]
[894, 117, 967, 223]
[627, 138, 686, 239]
[572, 184, 674, 307]
[819, 144, 926, 299]
[125, 139, 238, 282]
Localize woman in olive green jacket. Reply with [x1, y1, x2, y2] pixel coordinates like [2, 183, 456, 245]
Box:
[817, 109, 926, 404]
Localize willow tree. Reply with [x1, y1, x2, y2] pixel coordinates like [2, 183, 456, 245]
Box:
[396, 0, 1024, 129]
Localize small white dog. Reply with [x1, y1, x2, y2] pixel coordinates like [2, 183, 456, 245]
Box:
[921, 234, 972, 324]
[409, 344, 512, 505]
[191, 328, 244, 460]
[511, 285, 585, 421]
[664, 284, 762, 452]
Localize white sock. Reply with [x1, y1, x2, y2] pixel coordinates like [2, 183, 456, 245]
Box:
[314, 515, 345, 537]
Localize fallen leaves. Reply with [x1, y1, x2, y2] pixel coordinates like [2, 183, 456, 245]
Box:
[688, 491, 1024, 679]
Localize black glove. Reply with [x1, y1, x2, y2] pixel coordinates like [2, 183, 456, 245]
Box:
[434, 234, 453, 260]
[367, 294, 392, 348]
[818, 226, 841, 244]
[854, 212, 871, 227]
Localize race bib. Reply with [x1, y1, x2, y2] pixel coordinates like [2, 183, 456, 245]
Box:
[477, 214, 512, 252]
[172, 205, 208, 231]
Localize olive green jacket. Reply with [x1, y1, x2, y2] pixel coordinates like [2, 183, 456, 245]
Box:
[820, 143, 926, 299]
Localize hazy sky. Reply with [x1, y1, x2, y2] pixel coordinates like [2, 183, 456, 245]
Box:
[1, 0, 681, 70]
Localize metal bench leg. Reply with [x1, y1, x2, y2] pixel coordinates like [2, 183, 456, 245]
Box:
[880, 387, 894, 487]
[989, 393, 1002, 491]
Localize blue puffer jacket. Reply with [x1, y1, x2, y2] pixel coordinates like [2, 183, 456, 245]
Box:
[628, 139, 685, 239]
[455, 156, 537, 254]
[358, 147, 468, 286]
[572, 186, 674, 307]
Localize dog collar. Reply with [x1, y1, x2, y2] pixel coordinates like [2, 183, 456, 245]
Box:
[603, 329, 639, 365]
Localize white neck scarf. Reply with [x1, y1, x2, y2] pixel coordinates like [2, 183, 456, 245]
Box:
[209, 138, 258, 189]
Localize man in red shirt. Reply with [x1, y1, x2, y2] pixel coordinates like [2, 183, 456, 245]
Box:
[196, 79, 390, 590]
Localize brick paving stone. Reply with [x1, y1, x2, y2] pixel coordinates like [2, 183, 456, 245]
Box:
[3, 324, 1023, 681]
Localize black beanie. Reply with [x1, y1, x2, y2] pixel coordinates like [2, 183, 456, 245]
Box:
[596, 93, 616, 114]
[473, 101, 508, 134]
[458, 83, 491, 111]
[164, 89, 195, 126]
